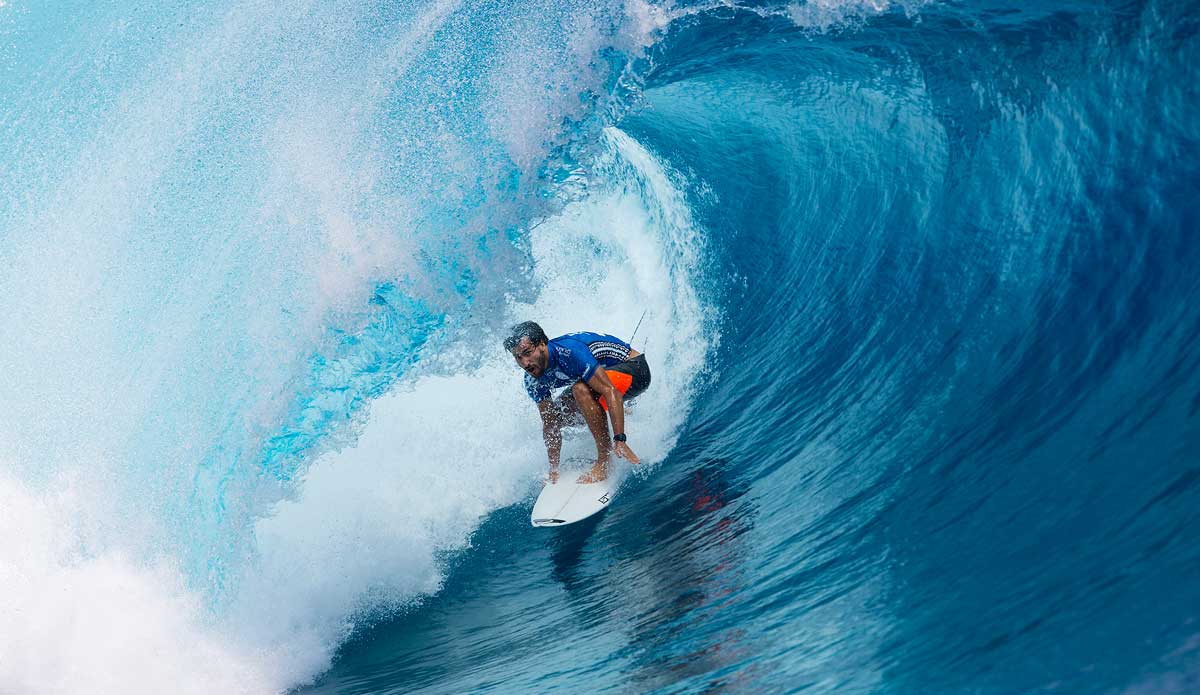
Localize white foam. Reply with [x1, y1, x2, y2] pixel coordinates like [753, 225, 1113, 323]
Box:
[648, 0, 921, 32]
[0, 476, 276, 695]
[785, 0, 910, 30]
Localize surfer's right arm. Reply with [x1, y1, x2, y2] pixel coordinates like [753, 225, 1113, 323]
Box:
[537, 399, 562, 483]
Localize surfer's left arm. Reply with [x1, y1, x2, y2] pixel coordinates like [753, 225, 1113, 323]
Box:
[587, 368, 640, 464]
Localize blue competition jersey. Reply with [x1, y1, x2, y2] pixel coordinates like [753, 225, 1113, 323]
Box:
[524, 332, 633, 402]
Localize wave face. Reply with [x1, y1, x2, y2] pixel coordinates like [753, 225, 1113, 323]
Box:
[2, 0, 1198, 693]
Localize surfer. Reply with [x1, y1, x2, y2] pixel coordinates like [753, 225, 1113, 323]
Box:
[504, 321, 651, 484]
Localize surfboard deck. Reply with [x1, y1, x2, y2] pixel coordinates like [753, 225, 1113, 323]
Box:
[531, 462, 626, 527]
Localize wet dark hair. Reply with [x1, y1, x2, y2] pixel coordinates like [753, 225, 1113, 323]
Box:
[503, 321, 548, 352]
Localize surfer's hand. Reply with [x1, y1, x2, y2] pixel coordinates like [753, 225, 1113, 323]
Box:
[614, 441, 640, 464]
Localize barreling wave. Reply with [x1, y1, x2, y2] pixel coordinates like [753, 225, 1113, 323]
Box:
[2, 0, 1199, 693]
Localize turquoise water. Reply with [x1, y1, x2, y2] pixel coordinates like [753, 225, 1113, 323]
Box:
[1, 1, 1198, 693]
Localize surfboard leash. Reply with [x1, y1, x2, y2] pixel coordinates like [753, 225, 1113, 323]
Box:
[629, 309, 648, 347]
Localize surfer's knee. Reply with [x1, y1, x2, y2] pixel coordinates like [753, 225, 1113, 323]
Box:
[571, 380, 593, 402]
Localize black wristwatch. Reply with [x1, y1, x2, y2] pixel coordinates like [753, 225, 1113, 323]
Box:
[613, 433, 627, 442]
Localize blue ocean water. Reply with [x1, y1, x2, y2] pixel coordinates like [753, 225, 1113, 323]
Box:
[1, 0, 1198, 693]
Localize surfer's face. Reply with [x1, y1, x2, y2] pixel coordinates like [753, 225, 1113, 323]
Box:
[511, 337, 548, 378]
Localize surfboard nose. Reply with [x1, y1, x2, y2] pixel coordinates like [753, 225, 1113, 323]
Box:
[531, 463, 626, 528]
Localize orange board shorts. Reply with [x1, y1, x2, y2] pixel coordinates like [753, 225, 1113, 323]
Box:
[597, 354, 651, 412]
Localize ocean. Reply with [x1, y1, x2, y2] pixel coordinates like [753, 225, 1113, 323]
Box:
[1, 0, 1198, 693]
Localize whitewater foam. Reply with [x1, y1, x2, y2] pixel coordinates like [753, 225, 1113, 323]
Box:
[0, 476, 275, 694]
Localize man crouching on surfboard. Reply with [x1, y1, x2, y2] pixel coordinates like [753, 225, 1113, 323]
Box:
[504, 321, 651, 484]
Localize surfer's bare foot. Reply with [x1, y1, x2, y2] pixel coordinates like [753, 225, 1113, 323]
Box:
[577, 459, 609, 484]
[548, 465, 559, 484]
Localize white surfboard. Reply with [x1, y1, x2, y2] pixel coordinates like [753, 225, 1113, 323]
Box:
[531, 462, 626, 527]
